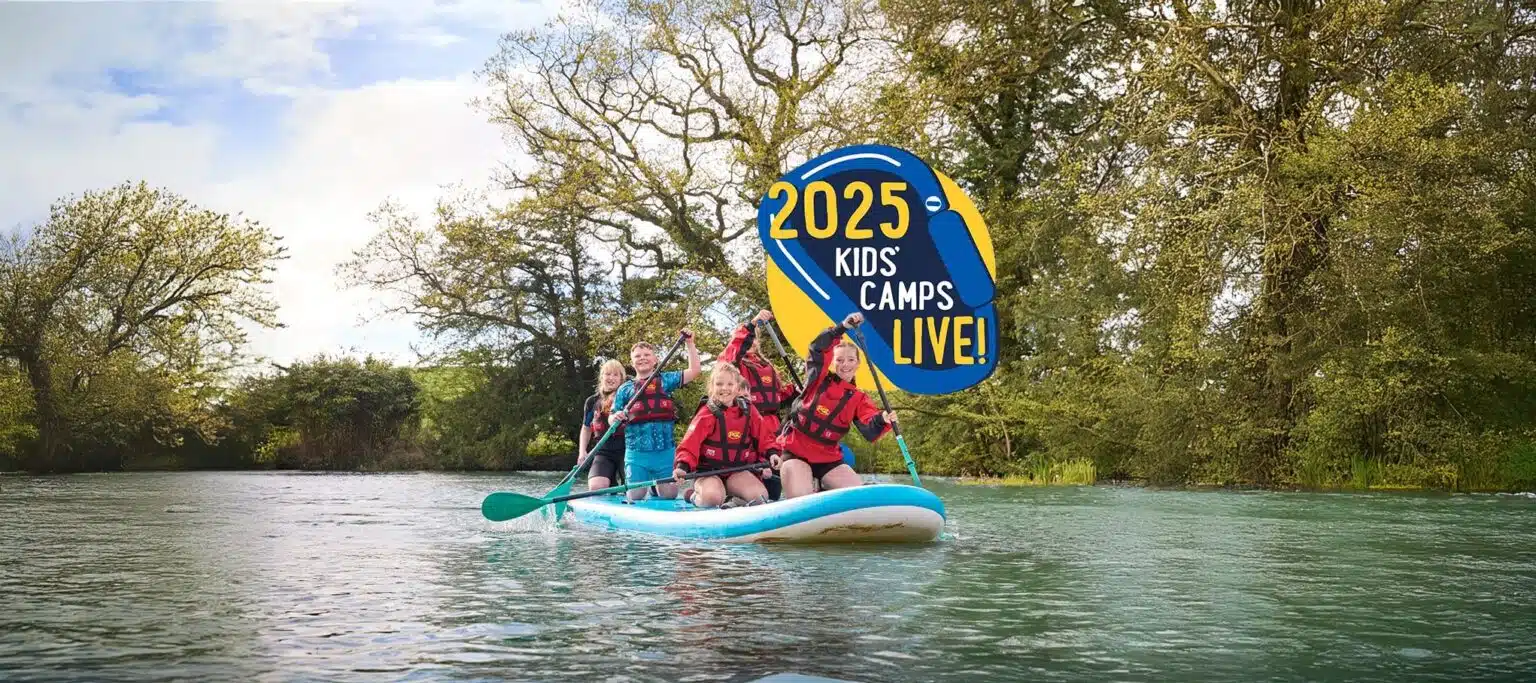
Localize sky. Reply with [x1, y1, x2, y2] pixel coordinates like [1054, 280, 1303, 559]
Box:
[0, 0, 561, 365]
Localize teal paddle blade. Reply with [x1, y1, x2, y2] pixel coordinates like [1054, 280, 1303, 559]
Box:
[481, 492, 547, 522]
[550, 476, 577, 521]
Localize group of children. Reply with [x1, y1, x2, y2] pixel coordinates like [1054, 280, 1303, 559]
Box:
[577, 310, 899, 508]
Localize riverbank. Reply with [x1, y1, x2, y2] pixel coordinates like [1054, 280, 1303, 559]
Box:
[954, 475, 1536, 494]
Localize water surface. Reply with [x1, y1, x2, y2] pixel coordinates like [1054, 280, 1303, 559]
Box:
[2, 472, 1533, 681]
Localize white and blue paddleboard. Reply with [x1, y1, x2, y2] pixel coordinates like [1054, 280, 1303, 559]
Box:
[567, 484, 945, 543]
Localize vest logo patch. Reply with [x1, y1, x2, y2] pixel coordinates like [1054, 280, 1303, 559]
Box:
[728, 430, 742, 441]
[816, 405, 831, 417]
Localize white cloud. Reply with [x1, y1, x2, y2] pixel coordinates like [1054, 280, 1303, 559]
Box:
[0, 1, 559, 366]
[209, 75, 505, 364]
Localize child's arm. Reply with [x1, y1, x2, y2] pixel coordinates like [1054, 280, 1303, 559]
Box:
[850, 391, 893, 442]
[778, 372, 800, 404]
[578, 399, 594, 460]
[800, 324, 844, 397]
[721, 322, 753, 366]
[681, 329, 701, 384]
[674, 408, 712, 474]
[749, 406, 781, 474]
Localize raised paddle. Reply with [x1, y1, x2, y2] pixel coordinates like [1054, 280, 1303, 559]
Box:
[519, 332, 688, 519]
[481, 461, 772, 522]
[849, 326, 922, 487]
[757, 317, 805, 393]
[555, 331, 689, 519]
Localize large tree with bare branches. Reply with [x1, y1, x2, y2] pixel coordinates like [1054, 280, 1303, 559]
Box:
[480, 0, 890, 299]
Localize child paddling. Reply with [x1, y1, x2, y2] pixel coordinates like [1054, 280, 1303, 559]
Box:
[672, 364, 779, 507]
[578, 359, 628, 490]
[720, 309, 799, 435]
[611, 330, 701, 500]
[778, 312, 898, 498]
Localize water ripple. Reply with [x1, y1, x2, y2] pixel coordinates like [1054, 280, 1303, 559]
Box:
[1, 473, 1534, 682]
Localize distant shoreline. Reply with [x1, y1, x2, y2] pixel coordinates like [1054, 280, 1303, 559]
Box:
[6, 467, 1532, 494]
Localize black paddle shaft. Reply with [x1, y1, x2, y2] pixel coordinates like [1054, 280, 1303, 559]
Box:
[849, 327, 902, 437]
[550, 461, 771, 504]
[576, 331, 689, 473]
[757, 319, 805, 392]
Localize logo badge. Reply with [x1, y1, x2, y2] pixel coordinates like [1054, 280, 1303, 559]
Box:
[758, 145, 997, 395]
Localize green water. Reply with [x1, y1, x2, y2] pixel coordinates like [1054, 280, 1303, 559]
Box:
[1, 473, 1533, 682]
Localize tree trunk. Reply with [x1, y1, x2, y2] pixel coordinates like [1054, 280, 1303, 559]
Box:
[17, 348, 67, 473]
[1249, 0, 1326, 484]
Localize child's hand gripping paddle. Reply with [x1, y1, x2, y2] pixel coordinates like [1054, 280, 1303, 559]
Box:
[848, 325, 922, 487]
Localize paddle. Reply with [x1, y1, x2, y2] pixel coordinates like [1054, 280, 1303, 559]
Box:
[848, 326, 922, 487]
[756, 317, 805, 394]
[481, 461, 772, 522]
[513, 332, 688, 520]
[557, 331, 689, 518]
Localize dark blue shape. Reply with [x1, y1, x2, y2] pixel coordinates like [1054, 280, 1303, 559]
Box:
[758, 145, 998, 394]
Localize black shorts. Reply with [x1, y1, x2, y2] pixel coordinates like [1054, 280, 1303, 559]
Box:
[785, 454, 846, 482]
[589, 452, 624, 481]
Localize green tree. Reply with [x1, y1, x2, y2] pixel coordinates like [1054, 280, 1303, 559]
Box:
[341, 191, 726, 468]
[874, 0, 1136, 476]
[0, 182, 285, 472]
[0, 360, 34, 469]
[224, 356, 423, 470]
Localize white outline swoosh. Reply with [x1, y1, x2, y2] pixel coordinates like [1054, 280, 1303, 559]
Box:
[799, 153, 900, 180]
[775, 241, 831, 301]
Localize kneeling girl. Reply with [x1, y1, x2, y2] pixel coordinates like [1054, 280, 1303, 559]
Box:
[672, 364, 779, 507]
[778, 312, 897, 498]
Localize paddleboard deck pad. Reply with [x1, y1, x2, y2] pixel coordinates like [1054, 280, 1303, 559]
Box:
[566, 484, 944, 543]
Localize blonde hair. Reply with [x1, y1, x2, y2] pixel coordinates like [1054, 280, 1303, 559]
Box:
[630, 341, 656, 354]
[711, 362, 743, 386]
[595, 358, 625, 410]
[834, 340, 860, 360]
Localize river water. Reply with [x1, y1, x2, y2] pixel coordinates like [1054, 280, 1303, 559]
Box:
[1, 472, 1533, 682]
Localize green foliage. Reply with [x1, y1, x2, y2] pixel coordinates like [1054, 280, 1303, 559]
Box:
[223, 356, 422, 470]
[0, 181, 284, 472]
[5, 1, 1536, 489]
[0, 362, 35, 469]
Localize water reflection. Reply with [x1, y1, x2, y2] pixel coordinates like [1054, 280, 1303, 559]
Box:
[2, 473, 1534, 682]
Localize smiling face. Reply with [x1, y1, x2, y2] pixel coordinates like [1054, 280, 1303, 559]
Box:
[599, 363, 625, 393]
[708, 365, 741, 405]
[630, 344, 657, 375]
[710, 371, 738, 404]
[832, 343, 860, 382]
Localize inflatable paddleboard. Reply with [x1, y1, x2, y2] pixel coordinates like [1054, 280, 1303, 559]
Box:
[566, 484, 944, 543]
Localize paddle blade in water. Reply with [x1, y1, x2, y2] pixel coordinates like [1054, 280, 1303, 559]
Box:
[550, 477, 577, 521]
[481, 492, 548, 522]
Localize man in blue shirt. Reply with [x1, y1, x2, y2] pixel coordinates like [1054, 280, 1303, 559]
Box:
[612, 329, 701, 500]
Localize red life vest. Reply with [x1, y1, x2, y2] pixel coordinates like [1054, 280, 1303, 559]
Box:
[627, 374, 675, 424]
[737, 355, 786, 414]
[590, 393, 615, 434]
[698, 399, 761, 467]
[790, 378, 859, 445]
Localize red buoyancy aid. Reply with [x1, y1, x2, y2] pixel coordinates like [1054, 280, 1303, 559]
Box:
[627, 375, 675, 424]
[789, 378, 859, 445]
[591, 394, 615, 435]
[698, 399, 762, 467]
[738, 356, 786, 414]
